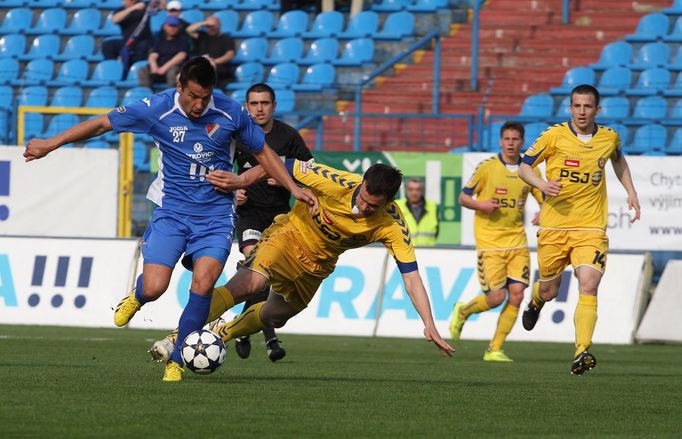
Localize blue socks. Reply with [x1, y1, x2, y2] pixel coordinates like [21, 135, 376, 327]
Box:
[133, 274, 151, 305]
[170, 291, 211, 365]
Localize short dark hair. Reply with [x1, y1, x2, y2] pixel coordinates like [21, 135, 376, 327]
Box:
[500, 121, 525, 138]
[246, 83, 276, 103]
[178, 56, 216, 89]
[570, 84, 600, 106]
[363, 164, 403, 201]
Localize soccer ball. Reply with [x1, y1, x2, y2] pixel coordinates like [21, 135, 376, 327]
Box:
[180, 329, 226, 374]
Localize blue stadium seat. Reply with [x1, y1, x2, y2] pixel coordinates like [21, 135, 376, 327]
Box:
[61, 0, 98, 8]
[99, 0, 125, 10]
[133, 141, 150, 172]
[627, 123, 667, 154]
[63, 8, 101, 35]
[408, 0, 449, 12]
[122, 86, 153, 106]
[150, 10, 167, 35]
[333, 38, 374, 66]
[519, 94, 554, 117]
[0, 58, 19, 84]
[225, 62, 265, 90]
[589, 41, 632, 71]
[302, 11, 344, 39]
[628, 42, 670, 70]
[19, 34, 61, 61]
[214, 10, 240, 34]
[523, 122, 548, 146]
[626, 67, 671, 96]
[27, 7, 68, 36]
[267, 63, 299, 88]
[11, 59, 54, 86]
[95, 11, 120, 37]
[0, 0, 27, 7]
[230, 88, 249, 102]
[51, 86, 83, 107]
[625, 13, 670, 43]
[43, 114, 80, 142]
[664, 17, 682, 43]
[662, 99, 682, 125]
[372, 0, 411, 12]
[273, 88, 295, 113]
[232, 37, 268, 63]
[0, 33, 26, 59]
[53, 35, 97, 62]
[0, 85, 10, 141]
[176, 0, 206, 8]
[48, 59, 89, 86]
[84, 140, 112, 149]
[609, 123, 629, 148]
[269, 10, 308, 38]
[18, 86, 48, 107]
[600, 96, 630, 119]
[375, 11, 415, 41]
[666, 46, 682, 71]
[180, 9, 205, 25]
[598, 66, 632, 96]
[82, 59, 123, 86]
[667, 129, 682, 154]
[664, 0, 682, 15]
[263, 37, 304, 65]
[85, 86, 118, 108]
[338, 11, 379, 39]
[549, 66, 596, 95]
[0, 85, 12, 109]
[554, 96, 571, 118]
[629, 96, 668, 124]
[203, 0, 239, 11]
[483, 120, 505, 151]
[24, 113, 44, 142]
[0, 8, 32, 35]
[234, 0, 275, 11]
[119, 60, 148, 87]
[300, 37, 339, 65]
[293, 63, 335, 92]
[233, 11, 274, 38]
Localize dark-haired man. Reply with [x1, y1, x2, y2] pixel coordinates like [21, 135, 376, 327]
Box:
[24, 57, 318, 382]
[518, 84, 640, 375]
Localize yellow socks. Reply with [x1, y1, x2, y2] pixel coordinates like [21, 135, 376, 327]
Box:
[489, 304, 519, 352]
[207, 286, 236, 323]
[574, 294, 598, 357]
[215, 301, 266, 343]
[460, 294, 491, 320]
[530, 281, 544, 308]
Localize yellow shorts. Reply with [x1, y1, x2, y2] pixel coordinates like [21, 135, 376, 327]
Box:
[242, 216, 334, 312]
[536, 229, 609, 281]
[476, 248, 531, 293]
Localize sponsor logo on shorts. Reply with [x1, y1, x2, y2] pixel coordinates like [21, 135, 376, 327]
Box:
[564, 159, 580, 168]
[495, 187, 507, 195]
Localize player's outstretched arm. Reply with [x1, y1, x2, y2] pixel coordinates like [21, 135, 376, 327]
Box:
[401, 270, 455, 357]
[612, 154, 641, 222]
[519, 163, 561, 197]
[24, 115, 113, 162]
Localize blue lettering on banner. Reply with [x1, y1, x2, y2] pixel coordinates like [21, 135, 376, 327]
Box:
[366, 269, 419, 320]
[0, 160, 10, 221]
[26, 255, 93, 308]
[0, 254, 18, 306]
[425, 266, 474, 320]
[317, 266, 363, 318]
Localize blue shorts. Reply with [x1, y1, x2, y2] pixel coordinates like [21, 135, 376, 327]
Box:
[141, 208, 234, 269]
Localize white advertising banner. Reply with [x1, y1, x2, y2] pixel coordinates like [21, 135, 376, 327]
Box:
[0, 146, 119, 238]
[461, 153, 682, 251]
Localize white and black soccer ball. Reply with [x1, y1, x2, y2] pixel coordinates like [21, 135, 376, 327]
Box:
[180, 329, 226, 374]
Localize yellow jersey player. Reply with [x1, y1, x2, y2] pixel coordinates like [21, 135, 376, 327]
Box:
[449, 121, 543, 362]
[519, 84, 641, 375]
[154, 160, 455, 380]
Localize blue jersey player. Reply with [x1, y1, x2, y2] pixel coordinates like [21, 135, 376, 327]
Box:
[24, 57, 318, 382]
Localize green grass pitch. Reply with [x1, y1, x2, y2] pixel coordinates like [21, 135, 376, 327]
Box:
[1, 325, 680, 438]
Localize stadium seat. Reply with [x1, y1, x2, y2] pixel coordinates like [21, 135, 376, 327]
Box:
[23, 113, 44, 142]
[519, 94, 554, 117]
[0, 85, 12, 109]
[214, 10, 239, 35]
[95, 12, 120, 37]
[609, 123, 629, 147]
[61, 0, 98, 8]
[18, 86, 48, 107]
[338, 11, 379, 39]
[180, 9, 205, 25]
[267, 63, 299, 88]
[549, 67, 596, 95]
[628, 42, 670, 70]
[230, 88, 249, 102]
[234, 0, 275, 11]
[0, 0, 26, 7]
[664, 17, 682, 43]
[84, 140, 112, 149]
[664, 0, 682, 15]
[133, 141, 150, 172]
[11, 59, 54, 86]
[300, 37, 339, 65]
[0, 33, 26, 59]
[48, 59, 89, 86]
[63, 8, 101, 35]
[150, 10, 167, 35]
[600, 96, 630, 119]
[589, 41, 632, 71]
[627, 123, 667, 154]
[269, 10, 308, 38]
[263, 37, 304, 65]
[408, 0, 449, 12]
[99, 0, 125, 9]
[119, 60, 149, 87]
[293, 63, 335, 92]
[666, 46, 682, 71]
[375, 11, 415, 41]
[523, 122, 548, 146]
[19, 34, 61, 61]
[333, 38, 374, 66]
[225, 62, 265, 90]
[0, 58, 19, 84]
[662, 99, 682, 126]
[203, 0, 239, 11]
[625, 13, 670, 43]
[122, 87, 153, 106]
[483, 120, 505, 151]
[554, 96, 571, 118]
[625, 67, 671, 96]
[232, 37, 268, 63]
[629, 96, 668, 124]
[273, 88, 295, 113]
[0, 8, 32, 35]
[82, 59, 123, 87]
[598, 66, 632, 96]
[53, 35, 97, 62]
[233, 11, 274, 38]
[43, 114, 80, 141]
[85, 86, 118, 108]
[302, 11, 344, 39]
[667, 129, 682, 154]
[27, 7, 68, 36]
[176, 0, 205, 8]
[373, 0, 411, 12]
[51, 86, 83, 107]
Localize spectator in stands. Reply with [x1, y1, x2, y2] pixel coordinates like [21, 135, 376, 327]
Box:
[162, 1, 190, 37]
[323, 0, 365, 16]
[138, 15, 190, 88]
[185, 15, 236, 87]
[281, 0, 321, 13]
[396, 178, 439, 246]
[102, 0, 155, 66]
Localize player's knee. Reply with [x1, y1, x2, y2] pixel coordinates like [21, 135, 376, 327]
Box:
[488, 289, 506, 307]
[508, 289, 524, 306]
[261, 314, 287, 328]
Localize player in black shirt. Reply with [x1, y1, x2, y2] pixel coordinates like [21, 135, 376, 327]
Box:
[232, 83, 313, 362]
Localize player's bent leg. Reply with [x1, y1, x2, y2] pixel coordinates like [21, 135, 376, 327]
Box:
[214, 301, 267, 343]
[449, 293, 496, 341]
[115, 265, 172, 327]
[522, 278, 560, 331]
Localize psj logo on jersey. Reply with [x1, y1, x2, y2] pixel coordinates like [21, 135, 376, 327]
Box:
[170, 126, 188, 143]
